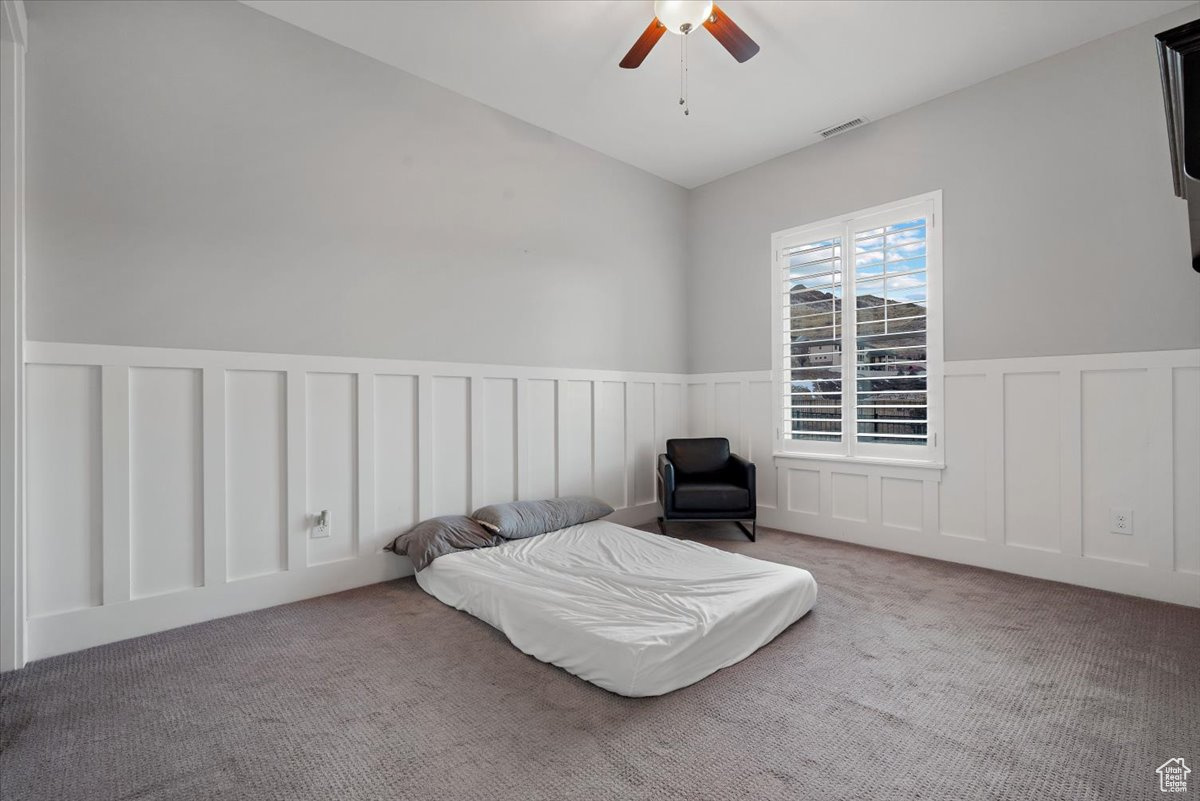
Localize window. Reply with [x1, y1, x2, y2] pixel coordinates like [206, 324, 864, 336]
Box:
[772, 191, 943, 464]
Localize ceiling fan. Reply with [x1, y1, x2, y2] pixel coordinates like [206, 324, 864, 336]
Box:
[619, 1, 760, 69]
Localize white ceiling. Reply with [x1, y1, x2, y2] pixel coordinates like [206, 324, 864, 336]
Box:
[242, 0, 1193, 188]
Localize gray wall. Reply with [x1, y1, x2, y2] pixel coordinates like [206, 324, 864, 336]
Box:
[26, 2, 1200, 376]
[26, 1, 689, 372]
[686, 6, 1200, 373]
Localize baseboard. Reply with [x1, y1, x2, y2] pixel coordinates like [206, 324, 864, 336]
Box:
[759, 507, 1200, 608]
[26, 553, 410, 661]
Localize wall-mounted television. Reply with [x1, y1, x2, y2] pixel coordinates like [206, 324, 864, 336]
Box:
[1157, 19, 1200, 273]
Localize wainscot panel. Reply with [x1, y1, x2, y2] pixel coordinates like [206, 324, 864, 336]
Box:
[22, 342, 687, 660]
[686, 350, 1200, 607]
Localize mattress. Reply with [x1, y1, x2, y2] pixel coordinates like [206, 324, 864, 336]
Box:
[415, 519, 817, 697]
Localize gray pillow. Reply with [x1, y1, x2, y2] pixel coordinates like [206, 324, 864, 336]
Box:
[471, 496, 614, 540]
[384, 515, 499, 571]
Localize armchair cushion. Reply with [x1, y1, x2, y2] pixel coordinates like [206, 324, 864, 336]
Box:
[673, 482, 750, 512]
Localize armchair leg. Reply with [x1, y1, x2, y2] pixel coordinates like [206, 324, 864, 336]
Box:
[657, 516, 666, 535]
[735, 521, 756, 543]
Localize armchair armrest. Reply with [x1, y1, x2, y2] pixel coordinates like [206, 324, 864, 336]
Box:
[726, 454, 756, 502]
[657, 453, 676, 505]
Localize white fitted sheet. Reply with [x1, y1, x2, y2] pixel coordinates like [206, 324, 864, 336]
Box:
[415, 519, 817, 697]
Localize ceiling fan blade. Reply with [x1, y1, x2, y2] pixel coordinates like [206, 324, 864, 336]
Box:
[619, 18, 666, 69]
[703, 4, 760, 63]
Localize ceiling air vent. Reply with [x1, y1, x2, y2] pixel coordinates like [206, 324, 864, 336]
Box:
[816, 117, 868, 139]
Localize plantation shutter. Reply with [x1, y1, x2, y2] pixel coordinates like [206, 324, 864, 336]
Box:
[774, 193, 941, 463]
[781, 233, 844, 444]
[852, 215, 930, 446]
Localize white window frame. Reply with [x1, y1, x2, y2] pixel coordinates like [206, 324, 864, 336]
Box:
[771, 190, 944, 467]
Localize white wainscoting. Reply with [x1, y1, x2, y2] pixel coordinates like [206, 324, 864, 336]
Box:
[685, 350, 1200, 607]
[21, 344, 1200, 662]
[22, 342, 689, 660]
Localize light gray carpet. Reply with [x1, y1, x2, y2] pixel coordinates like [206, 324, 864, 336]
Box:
[2, 523, 1197, 801]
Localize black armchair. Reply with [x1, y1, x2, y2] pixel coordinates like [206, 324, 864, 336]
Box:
[657, 437, 756, 541]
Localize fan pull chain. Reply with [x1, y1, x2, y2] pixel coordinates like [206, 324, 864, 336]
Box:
[679, 32, 690, 116]
[678, 35, 684, 111]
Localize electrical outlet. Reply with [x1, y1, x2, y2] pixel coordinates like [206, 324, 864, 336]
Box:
[1109, 507, 1133, 535]
[312, 509, 331, 539]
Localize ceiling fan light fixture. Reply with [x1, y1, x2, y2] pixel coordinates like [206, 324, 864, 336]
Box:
[619, 1, 757, 69]
[654, 0, 713, 35]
